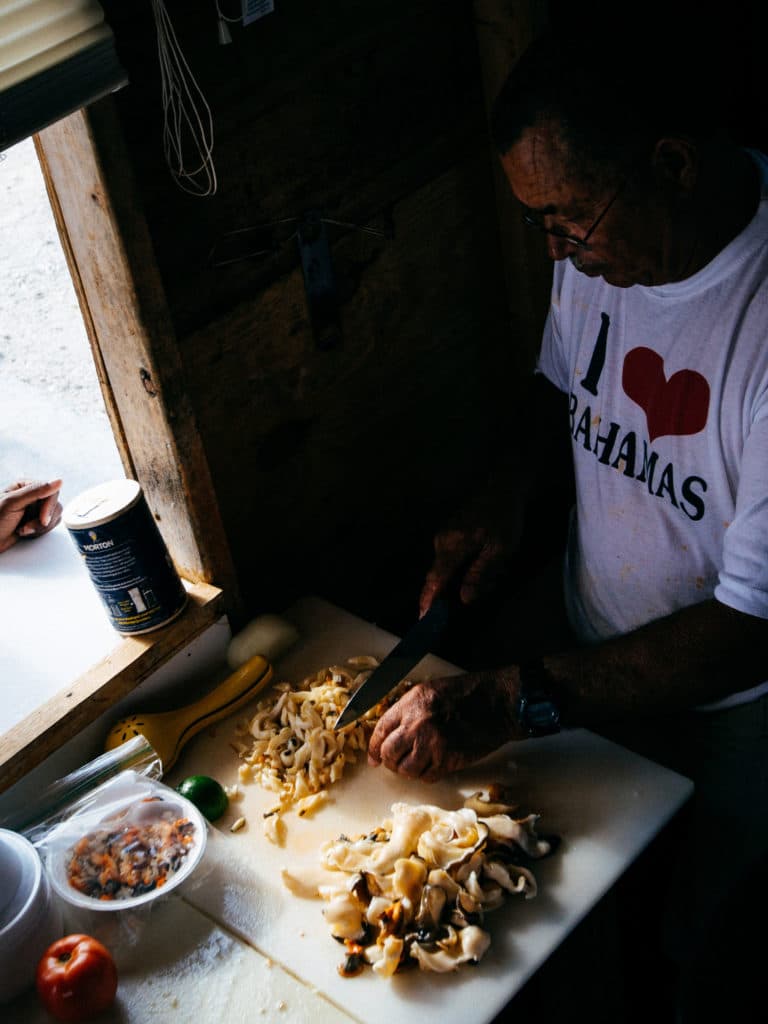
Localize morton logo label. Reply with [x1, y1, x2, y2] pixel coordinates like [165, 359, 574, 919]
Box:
[82, 530, 115, 551]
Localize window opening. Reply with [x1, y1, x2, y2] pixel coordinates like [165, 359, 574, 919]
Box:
[0, 137, 123, 493]
[0, 135, 125, 736]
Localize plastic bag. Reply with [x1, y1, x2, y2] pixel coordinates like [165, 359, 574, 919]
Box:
[33, 767, 212, 948]
[0, 735, 163, 843]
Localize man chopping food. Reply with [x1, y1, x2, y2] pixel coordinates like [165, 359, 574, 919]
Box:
[367, 18, 768, 1023]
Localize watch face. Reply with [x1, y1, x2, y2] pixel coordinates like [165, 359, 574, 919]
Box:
[518, 685, 561, 736]
[523, 698, 561, 735]
[517, 661, 562, 736]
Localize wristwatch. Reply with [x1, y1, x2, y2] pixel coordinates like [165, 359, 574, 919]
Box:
[516, 659, 562, 737]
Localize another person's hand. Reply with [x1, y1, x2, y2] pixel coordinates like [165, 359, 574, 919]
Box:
[419, 500, 525, 617]
[0, 479, 63, 554]
[367, 669, 524, 781]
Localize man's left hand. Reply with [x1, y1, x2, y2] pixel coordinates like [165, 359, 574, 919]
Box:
[367, 669, 524, 781]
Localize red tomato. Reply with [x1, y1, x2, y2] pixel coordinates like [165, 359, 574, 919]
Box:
[35, 934, 118, 1022]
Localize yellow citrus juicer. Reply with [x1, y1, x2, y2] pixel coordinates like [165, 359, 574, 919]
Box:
[104, 614, 300, 772]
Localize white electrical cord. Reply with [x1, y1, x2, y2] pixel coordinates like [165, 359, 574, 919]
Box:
[150, 0, 217, 197]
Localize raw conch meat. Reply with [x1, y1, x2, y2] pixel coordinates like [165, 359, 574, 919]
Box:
[284, 789, 556, 979]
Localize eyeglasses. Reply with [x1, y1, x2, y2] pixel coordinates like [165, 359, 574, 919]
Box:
[521, 176, 628, 250]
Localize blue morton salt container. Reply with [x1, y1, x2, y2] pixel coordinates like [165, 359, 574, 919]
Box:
[62, 478, 188, 635]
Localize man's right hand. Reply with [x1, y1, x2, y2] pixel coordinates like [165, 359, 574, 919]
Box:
[419, 505, 524, 618]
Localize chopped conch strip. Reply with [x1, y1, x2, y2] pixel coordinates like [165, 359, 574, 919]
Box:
[233, 657, 410, 842]
[282, 789, 556, 979]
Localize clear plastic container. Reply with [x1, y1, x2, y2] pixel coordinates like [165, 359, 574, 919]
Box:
[41, 771, 208, 913]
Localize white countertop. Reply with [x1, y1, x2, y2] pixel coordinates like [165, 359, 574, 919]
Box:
[7, 883, 357, 1024]
[0, 528, 122, 734]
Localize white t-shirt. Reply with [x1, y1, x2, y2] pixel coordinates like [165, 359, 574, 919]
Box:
[537, 149, 768, 709]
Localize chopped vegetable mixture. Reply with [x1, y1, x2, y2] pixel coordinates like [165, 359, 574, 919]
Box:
[66, 814, 196, 900]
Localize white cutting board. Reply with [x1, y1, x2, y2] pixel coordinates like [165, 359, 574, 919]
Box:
[168, 596, 693, 1024]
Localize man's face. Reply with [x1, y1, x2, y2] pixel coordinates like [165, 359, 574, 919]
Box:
[500, 123, 672, 288]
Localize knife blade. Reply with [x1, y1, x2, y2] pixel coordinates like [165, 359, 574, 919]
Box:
[333, 598, 455, 730]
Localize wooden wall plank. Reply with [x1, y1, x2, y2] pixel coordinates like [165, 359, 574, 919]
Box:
[181, 152, 517, 617]
[102, 1, 494, 336]
[44, 0, 554, 630]
[35, 110, 244, 618]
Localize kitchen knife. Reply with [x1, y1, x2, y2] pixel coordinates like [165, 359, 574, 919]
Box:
[333, 597, 455, 730]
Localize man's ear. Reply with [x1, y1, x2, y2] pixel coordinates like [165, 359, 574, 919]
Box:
[652, 138, 699, 195]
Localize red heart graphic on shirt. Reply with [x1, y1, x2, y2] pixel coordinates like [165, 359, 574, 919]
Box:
[622, 347, 710, 442]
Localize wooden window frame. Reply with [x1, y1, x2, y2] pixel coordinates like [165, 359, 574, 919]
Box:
[0, 102, 241, 794]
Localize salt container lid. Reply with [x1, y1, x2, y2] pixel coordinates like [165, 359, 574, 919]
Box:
[62, 479, 143, 530]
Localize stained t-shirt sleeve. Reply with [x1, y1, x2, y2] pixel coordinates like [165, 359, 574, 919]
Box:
[715, 404, 768, 620]
[535, 262, 569, 392]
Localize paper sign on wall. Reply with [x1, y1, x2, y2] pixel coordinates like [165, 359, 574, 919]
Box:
[242, 0, 274, 25]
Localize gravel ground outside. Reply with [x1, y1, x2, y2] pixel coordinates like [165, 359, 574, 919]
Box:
[0, 136, 123, 506]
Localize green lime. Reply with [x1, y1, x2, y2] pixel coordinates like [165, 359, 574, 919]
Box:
[177, 774, 229, 822]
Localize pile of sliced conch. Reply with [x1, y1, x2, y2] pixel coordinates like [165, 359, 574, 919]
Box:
[231, 656, 407, 844]
[282, 786, 556, 978]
